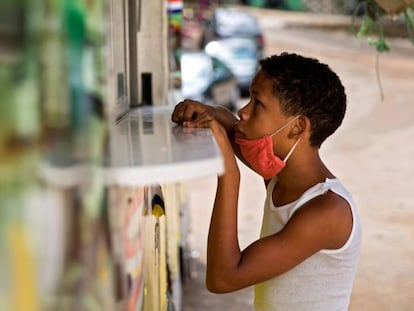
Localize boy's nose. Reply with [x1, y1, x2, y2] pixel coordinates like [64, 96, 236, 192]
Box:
[237, 104, 250, 121]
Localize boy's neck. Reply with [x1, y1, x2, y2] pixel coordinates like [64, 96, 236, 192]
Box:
[276, 151, 333, 191]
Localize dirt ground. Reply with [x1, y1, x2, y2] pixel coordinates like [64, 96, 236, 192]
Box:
[181, 8, 414, 311]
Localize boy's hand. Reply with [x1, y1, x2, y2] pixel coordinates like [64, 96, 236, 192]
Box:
[172, 99, 240, 175]
[172, 99, 215, 124]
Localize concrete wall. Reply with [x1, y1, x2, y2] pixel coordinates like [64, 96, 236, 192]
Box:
[137, 1, 169, 106]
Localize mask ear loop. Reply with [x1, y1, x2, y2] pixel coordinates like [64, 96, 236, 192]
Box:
[269, 115, 302, 137]
[283, 137, 301, 163]
[272, 115, 302, 162]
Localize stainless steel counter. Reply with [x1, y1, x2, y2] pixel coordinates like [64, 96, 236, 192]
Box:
[39, 105, 224, 187]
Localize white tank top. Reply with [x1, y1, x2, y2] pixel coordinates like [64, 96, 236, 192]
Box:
[254, 178, 362, 311]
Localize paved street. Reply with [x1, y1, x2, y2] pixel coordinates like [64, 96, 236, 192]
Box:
[182, 7, 414, 310]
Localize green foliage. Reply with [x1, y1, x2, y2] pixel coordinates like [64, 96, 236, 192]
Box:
[352, 0, 414, 53]
[353, 1, 384, 53]
[352, 1, 414, 99]
[403, 8, 414, 43]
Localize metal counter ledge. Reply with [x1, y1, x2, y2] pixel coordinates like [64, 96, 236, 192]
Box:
[39, 105, 224, 188]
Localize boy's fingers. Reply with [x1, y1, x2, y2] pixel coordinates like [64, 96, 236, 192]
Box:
[172, 102, 185, 123]
[172, 99, 208, 123]
[184, 105, 200, 122]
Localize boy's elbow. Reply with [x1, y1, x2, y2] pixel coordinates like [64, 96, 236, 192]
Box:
[205, 274, 235, 293]
[206, 279, 227, 293]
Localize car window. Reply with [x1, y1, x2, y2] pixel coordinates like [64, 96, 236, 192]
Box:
[206, 39, 257, 62]
[214, 9, 259, 36]
[233, 46, 256, 58]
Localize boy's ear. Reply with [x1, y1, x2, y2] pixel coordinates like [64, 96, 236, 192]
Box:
[289, 116, 307, 137]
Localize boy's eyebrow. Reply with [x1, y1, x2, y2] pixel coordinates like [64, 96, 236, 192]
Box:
[251, 89, 266, 103]
[250, 88, 259, 96]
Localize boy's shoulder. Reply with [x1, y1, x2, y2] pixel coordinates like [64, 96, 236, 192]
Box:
[291, 190, 354, 250]
[304, 190, 351, 219]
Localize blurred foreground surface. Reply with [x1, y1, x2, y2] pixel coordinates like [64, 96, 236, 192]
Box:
[182, 7, 414, 311]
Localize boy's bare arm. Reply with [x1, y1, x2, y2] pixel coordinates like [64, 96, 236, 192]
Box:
[206, 191, 353, 293]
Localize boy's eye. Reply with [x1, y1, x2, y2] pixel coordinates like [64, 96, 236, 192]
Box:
[254, 99, 263, 106]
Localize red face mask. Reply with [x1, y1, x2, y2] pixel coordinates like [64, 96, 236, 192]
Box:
[235, 116, 301, 180]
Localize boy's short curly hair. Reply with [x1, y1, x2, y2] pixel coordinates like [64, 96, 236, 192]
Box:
[259, 53, 347, 147]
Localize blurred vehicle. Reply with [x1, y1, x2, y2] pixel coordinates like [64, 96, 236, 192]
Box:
[200, 8, 264, 59]
[180, 51, 240, 111]
[239, 0, 284, 7]
[205, 37, 259, 95]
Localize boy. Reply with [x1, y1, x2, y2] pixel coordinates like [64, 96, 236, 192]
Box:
[172, 53, 361, 310]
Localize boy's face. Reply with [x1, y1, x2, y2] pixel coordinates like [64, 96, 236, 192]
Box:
[236, 70, 288, 140]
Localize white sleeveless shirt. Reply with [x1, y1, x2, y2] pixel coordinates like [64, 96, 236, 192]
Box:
[254, 178, 362, 311]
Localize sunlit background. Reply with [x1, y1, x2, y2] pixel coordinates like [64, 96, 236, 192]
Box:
[0, 0, 413, 310]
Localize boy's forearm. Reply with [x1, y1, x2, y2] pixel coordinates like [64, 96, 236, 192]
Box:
[206, 172, 241, 292]
[212, 106, 239, 134]
[211, 105, 248, 167]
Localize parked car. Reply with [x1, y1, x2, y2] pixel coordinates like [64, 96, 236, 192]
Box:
[240, 0, 284, 8]
[200, 7, 264, 60]
[205, 37, 259, 95]
[180, 51, 240, 111]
